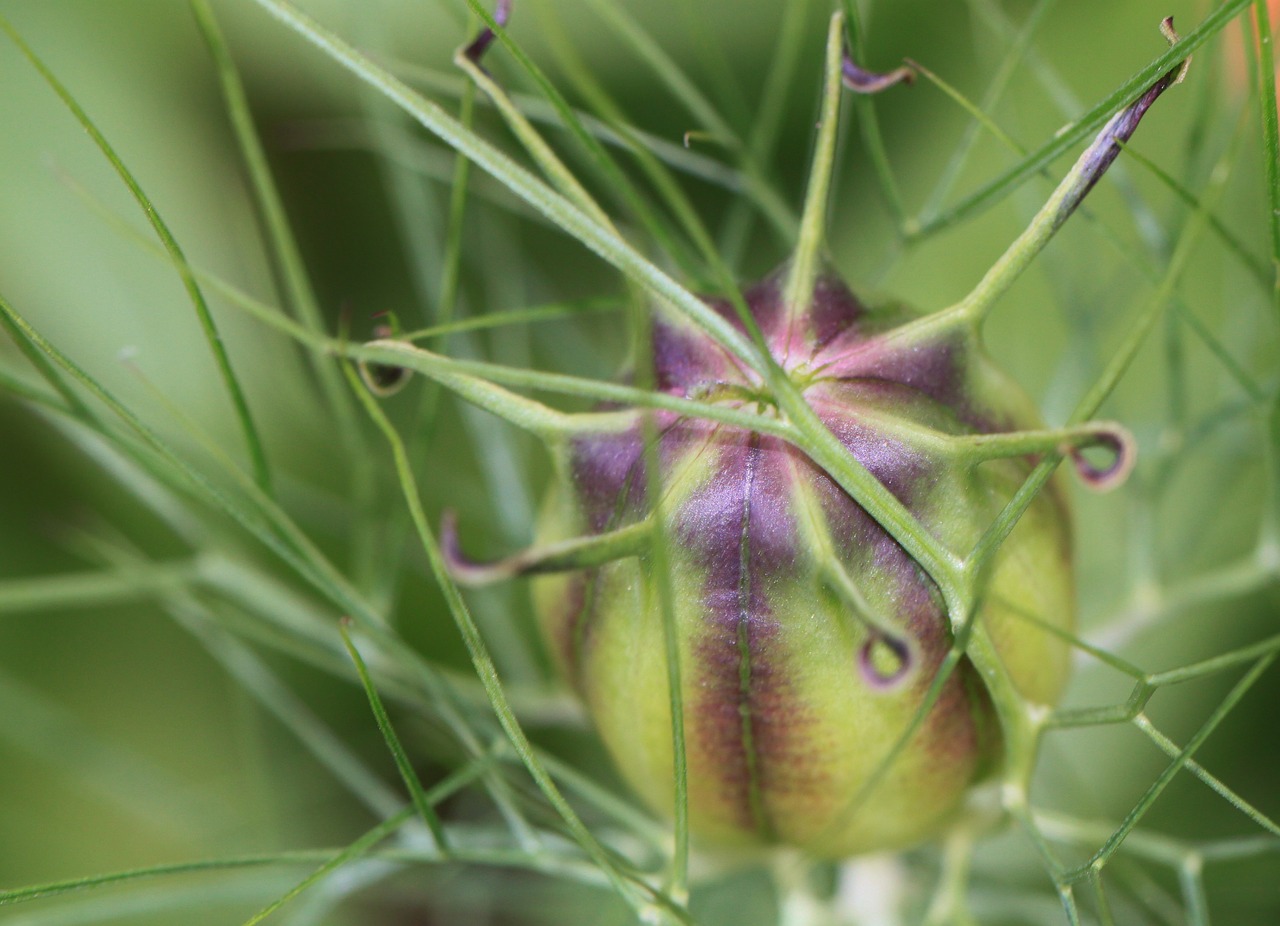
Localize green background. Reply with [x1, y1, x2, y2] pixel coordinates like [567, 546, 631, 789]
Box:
[0, 0, 1276, 923]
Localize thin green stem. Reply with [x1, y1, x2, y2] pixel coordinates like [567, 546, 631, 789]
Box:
[393, 60, 744, 190]
[341, 363, 654, 915]
[917, 0, 1059, 225]
[353, 342, 793, 438]
[629, 300, 690, 905]
[461, 0, 705, 274]
[677, 2, 750, 130]
[0, 305, 96, 422]
[910, 0, 1249, 239]
[0, 561, 197, 613]
[578, 0, 728, 148]
[188, 0, 363, 458]
[444, 517, 653, 585]
[238, 758, 488, 925]
[1180, 855, 1210, 926]
[1119, 138, 1271, 289]
[1134, 714, 1280, 837]
[0, 368, 67, 412]
[782, 13, 846, 333]
[1253, 0, 1280, 315]
[1090, 869, 1117, 926]
[717, 0, 813, 266]
[437, 82, 475, 336]
[455, 52, 615, 231]
[0, 13, 272, 494]
[840, 0, 909, 228]
[907, 56, 1024, 159]
[923, 824, 978, 926]
[339, 621, 450, 852]
[239, 813, 414, 925]
[1063, 654, 1277, 883]
[399, 296, 621, 341]
[357, 341, 576, 439]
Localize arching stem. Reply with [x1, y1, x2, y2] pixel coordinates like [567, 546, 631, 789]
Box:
[917, 19, 1192, 336]
[955, 422, 1137, 491]
[442, 514, 653, 585]
[355, 340, 570, 439]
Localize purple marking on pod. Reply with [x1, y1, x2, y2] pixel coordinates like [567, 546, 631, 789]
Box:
[676, 432, 808, 832]
[553, 570, 589, 681]
[809, 388, 931, 506]
[820, 334, 967, 413]
[569, 428, 647, 534]
[806, 272, 869, 355]
[652, 318, 742, 394]
[702, 270, 786, 351]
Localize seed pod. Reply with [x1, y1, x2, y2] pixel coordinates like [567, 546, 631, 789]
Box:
[445, 257, 1133, 853]
[440, 11, 1178, 858]
[521, 264, 1106, 855]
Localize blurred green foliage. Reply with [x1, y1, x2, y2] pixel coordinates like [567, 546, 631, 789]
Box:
[0, 1, 1276, 923]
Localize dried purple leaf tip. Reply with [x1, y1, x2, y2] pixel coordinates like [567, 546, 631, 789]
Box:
[462, 0, 512, 64]
[440, 510, 482, 581]
[841, 46, 914, 94]
[1052, 17, 1190, 233]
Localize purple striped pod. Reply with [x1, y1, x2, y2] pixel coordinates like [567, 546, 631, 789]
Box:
[442, 258, 1135, 855]
[524, 269, 1079, 856]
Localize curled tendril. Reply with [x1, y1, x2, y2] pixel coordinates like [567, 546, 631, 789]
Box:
[840, 47, 914, 94]
[951, 421, 1136, 492]
[441, 509, 506, 584]
[1066, 423, 1138, 492]
[858, 633, 914, 689]
[443, 509, 652, 586]
[462, 0, 513, 64]
[357, 325, 412, 397]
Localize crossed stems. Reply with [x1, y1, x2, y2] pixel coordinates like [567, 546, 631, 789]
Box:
[394, 3, 1162, 581]
[361, 0, 1185, 893]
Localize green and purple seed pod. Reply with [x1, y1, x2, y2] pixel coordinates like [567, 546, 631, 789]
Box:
[524, 271, 1076, 855]
[429, 9, 1184, 858]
